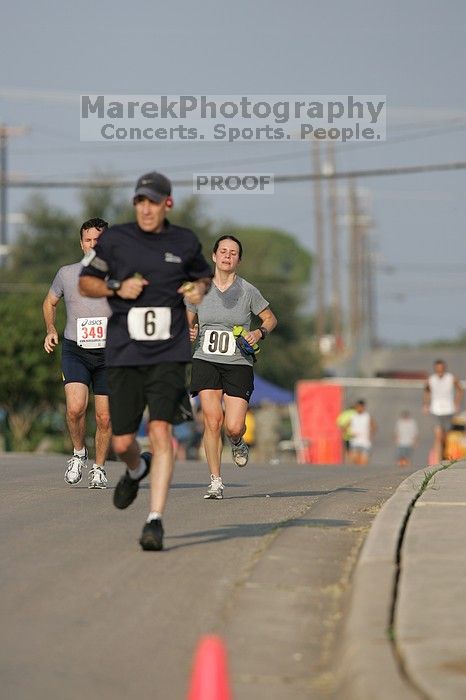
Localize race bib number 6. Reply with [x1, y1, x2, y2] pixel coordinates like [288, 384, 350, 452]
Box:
[127, 307, 171, 341]
[202, 329, 235, 356]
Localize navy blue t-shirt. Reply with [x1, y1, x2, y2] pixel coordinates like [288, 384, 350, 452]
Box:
[79, 220, 212, 367]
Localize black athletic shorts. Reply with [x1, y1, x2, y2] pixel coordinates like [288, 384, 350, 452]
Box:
[106, 363, 192, 436]
[190, 359, 254, 403]
[61, 338, 108, 395]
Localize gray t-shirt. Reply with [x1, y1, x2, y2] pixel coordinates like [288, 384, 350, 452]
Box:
[50, 263, 111, 343]
[186, 276, 268, 366]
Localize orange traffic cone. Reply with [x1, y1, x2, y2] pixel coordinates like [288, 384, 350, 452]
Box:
[187, 635, 231, 700]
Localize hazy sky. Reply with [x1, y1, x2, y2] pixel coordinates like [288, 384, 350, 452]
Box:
[1, 0, 465, 345]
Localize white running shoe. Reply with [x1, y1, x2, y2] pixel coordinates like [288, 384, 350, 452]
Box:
[64, 450, 88, 485]
[88, 466, 108, 489]
[204, 475, 224, 500]
[231, 438, 249, 467]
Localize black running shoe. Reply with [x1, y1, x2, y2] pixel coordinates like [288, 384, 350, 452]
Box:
[113, 452, 151, 510]
[139, 518, 164, 551]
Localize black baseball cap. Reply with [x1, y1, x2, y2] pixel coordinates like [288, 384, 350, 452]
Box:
[134, 171, 172, 203]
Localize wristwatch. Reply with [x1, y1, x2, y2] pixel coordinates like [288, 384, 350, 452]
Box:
[259, 326, 268, 339]
[106, 279, 121, 292]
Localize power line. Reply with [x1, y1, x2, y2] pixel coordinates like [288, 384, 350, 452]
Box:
[4, 160, 466, 189]
[9, 120, 466, 165]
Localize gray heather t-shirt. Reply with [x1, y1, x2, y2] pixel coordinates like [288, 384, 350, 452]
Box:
[50, 263, 111, 344]
[186, 276, 268, 366]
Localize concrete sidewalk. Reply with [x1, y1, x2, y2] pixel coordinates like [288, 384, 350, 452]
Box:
[339, 459, 466, 700]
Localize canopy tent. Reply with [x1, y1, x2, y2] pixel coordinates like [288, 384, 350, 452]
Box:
[250, 375, 294, 406]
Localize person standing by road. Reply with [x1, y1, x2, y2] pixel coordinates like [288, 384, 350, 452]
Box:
[336, 403, 356, 463]
[186, 235, 277, 499]
[423, 359, 463, 462]
[254, 400, 282, 463]
[43, 218, 111, 488]
[79, 172, 212, 551]
[348, 399, 377, 466]
[394, 410, 418, 467]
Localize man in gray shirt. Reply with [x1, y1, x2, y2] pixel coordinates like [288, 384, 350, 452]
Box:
[43, 218, 112, 488]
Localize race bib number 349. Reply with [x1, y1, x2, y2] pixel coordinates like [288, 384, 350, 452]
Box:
[202, 329, 235, 356]
[127, 307, 172, 341]
[77, 317, 107, 348]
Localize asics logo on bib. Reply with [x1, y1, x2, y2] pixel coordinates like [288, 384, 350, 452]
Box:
[77, 317, 107, 348]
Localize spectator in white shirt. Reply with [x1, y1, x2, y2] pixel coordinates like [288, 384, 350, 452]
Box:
[423, 359, 463, 462]
[394, 410, 418, 467]
[349, 399, 377, 466]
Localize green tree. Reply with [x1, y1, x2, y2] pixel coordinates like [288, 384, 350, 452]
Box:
[0, 292, 65, 449]
[4, 195, 79, 283]
[168, 195, 217, 253]
[79, 180, 134, 226]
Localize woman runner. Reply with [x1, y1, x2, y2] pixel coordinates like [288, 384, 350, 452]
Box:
[186, 235, 277, 499]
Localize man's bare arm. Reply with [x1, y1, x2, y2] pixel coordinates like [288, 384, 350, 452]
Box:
[79, 276, 113, 298]
[454, 376, 464, 412]
[79, 274, 149, 300]
[423, 382, 431, 414]
[43, 291, 60, 353]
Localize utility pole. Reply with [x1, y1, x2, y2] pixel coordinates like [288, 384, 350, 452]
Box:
[0, 125, 28, 248]
[348, 181, 361, 350]
[348, 183, 377, 356]
[367, 238, 377, 347]
[360, 204, 376, 348]
[326, 142, 342, 349]
[312, 141, 325, 345]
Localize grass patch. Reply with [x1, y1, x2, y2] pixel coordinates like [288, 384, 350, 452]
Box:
[418, 459, 458, 493]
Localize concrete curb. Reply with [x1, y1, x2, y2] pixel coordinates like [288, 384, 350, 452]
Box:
[336, 467, 431, 699]
[395, 461, 466, 700]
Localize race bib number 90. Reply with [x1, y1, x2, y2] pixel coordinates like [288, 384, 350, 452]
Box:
[202, 329, 235, 356]
[127, 307, 172, 341]
[77, 317, 107, 348]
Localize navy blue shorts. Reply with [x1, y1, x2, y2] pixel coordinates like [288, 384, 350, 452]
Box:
[61, 338, 108, 395]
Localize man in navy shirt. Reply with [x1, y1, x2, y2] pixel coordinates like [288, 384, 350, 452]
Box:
[79, 172, 212, 551]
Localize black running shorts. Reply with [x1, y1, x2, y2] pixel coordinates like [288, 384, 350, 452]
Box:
[190, 359, 254, 403]
[61, 338, 108, 395]
[106, 363, 192, 435]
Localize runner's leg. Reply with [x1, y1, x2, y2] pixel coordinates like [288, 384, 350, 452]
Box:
[223, 394, 248, 443]
[64, 382, 89, 451]
[199, 389, 224, 478]
[147, 420, 174, 513]
[433, 424, 443, 462]
[112, 433, 141, 470]
[94, 394, 112, 466]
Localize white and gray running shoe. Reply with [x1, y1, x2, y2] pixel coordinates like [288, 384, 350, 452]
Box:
[88, 466, 108, 489]
[231, 438, 249, 467]
[204, 475, 224, 500]
[64, 450, 88, 485]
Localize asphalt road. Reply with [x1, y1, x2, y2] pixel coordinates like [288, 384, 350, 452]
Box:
[0, 452, 427, 700]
